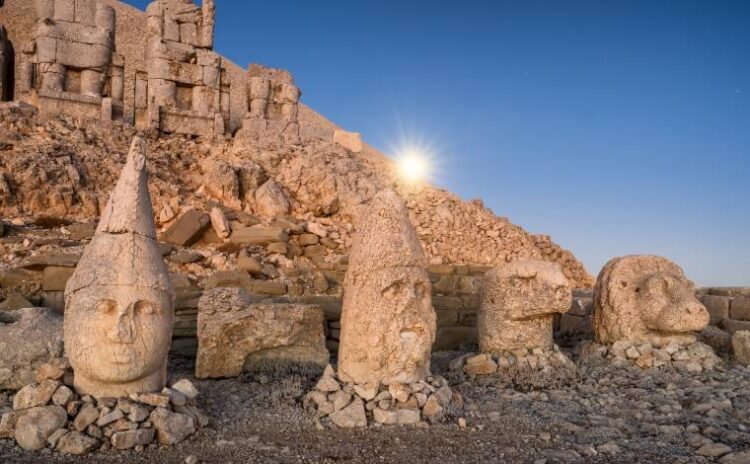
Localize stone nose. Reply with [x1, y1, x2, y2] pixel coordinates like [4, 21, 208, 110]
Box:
[108, 305, 135, 343]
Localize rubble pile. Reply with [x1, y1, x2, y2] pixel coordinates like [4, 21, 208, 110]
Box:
[456, 346, 575, 376]
[582, 340, 721, 372]
[0, 363, 207, 455]
[305, 365, 462, 428]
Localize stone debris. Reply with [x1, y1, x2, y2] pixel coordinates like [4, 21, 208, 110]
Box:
[582, 340, 721, 372]
[5, 370, 206, 454]
[730, 330, 750, 364]
[455, 345, 576, 377]
[0, 308, 64, 391]
[306, 365, 461, 428]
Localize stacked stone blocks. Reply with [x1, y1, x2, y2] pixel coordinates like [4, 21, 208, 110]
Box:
[18, 0, 122, 121]
[144, 0, 227, 137]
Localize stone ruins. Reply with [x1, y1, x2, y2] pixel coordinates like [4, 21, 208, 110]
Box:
[195, 287, 329, 379]
[0, 24, 11, 101]
[64, 137, 174, 398]
[337, 189, 436, 386]
[143, 0, 227, 137]
[1, 0, 749, 460]
[236, 64, 301, 147]
[456, 261, 575, 376]
[18, 0, 122, 121]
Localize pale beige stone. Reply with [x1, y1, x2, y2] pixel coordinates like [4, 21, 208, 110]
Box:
[196, 288, 329, 379]
[253, 180, 291, 217]
[479, 260, 571, 353]
[64, 138, 175, 397]
[209, 207, 231, 239]
[731, 331, 750, 365]
[0, 308, 64, 391]
[333, 130, 363, 153]
[338, 189, 436, 385]
[593, 256, 710, 347]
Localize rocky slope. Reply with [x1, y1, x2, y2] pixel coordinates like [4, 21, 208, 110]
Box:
[0, 103, 593, 291]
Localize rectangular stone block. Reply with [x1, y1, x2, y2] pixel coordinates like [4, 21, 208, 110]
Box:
[709, 287, 750, 297]
[436, 310, 458, 327]
[730, 298, 750, 321]
[432, 295, 462, 311]
[35, 37, 58, 63]
[433, 327, 477, 351]
[55, 41, 111, 69]
[460, 311, 477, 327]
[75, 0, 95, 25]
[700, 295, 730, 323]
[230, 227, 288, 246]
[42, 266, 75, 291]
[721, 318, 750, 335]
[428, 265, 455, 275]
[160, 208, 210, 246]
[179, 22, 198, 46]
[559, 314, 593, 335]
[54, 0, 76, 22]
[568, 298, 593, 317]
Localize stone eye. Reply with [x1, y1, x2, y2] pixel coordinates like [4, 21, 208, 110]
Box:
[134, 300, 157, 315]
[94, 299, 117, 314]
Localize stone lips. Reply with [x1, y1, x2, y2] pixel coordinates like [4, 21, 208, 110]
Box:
[338, 189, 436, 385]
[593, 255, 710, 346]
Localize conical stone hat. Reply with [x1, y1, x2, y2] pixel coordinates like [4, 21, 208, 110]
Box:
[346, 189, 427, 279]
[65, 137, 174, 300]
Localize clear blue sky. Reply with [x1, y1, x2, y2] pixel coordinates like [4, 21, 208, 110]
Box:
[124, 0, 749, 286]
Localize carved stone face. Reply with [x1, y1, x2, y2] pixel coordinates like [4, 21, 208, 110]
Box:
[65, 286, 173, 386]
[593, 255, 710, 346]
[339, 266, 435, 385]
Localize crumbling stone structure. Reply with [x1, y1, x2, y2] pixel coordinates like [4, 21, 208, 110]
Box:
[478, 260, 572, 353]
[64, 137, 175, 398]
[236, 63, 301, 146]
[0, 24, 12, 101]
[143, 0, 228, 137]
[17, 0, 122, 120]
[337, 189, 436, 385]
[593, 255, 710, 347]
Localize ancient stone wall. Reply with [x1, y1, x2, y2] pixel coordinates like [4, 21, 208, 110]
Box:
[13, 0, 121, 121]
[0, 0, 343, 137]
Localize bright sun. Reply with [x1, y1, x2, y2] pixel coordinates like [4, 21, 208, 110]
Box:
[398, 154, 429, 183]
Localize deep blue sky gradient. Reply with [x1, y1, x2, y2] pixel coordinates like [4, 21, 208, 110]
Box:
[124, 0, 749, 285]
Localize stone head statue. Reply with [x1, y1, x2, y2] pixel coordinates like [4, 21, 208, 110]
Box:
[338, 189, 436, 385]
[593, 255, 709, 347]
[479, 260, 571, 353]
[64, 137, 175, 397]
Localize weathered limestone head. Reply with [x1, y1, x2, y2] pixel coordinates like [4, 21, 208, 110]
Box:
[593, 255, 709, 347]
[64, 137, 175, 397]
[479, 261, 571, 353]
[338, 189, 436, 385]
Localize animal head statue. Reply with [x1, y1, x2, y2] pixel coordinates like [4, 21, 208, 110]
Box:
[593, 255, 709, 347]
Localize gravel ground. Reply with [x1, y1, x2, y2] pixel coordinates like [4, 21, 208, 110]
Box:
[2, 350, 750, 464]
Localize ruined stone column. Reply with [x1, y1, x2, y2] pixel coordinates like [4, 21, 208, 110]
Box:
[0, 25, 8, 101]
[64, 137, 175, 397]
[479, 261, 571, 353]
[200, 0, 216, 49]
[338, 189, 436, 385]
[248, 76, 270, 118]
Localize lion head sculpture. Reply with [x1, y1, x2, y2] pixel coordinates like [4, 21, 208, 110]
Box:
[593, 255, 709, 347]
